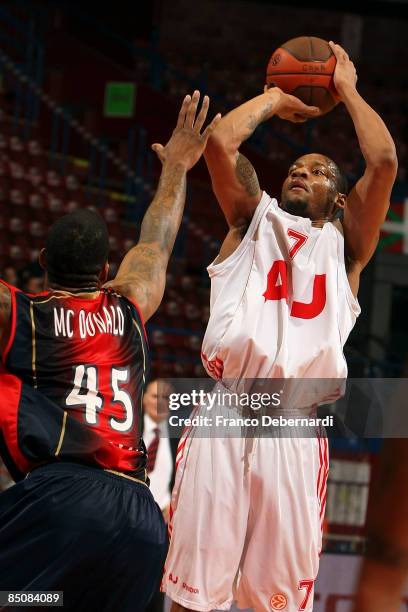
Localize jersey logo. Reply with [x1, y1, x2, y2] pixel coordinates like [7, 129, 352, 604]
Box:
[270, 593, 288, 610]
[263, 260, 326, 319]
[287, 228, 308, 259]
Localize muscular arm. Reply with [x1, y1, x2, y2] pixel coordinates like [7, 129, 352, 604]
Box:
[342, 86, 397, 271]
[105, 162, 187, 321]
[204, 94, 273, 229]
[0, 284, 11, 357]
[329, 43, 398, 278]
[204, 89, 319, 229]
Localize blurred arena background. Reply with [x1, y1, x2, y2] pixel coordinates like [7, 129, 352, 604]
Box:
[0, 0, 408, 608]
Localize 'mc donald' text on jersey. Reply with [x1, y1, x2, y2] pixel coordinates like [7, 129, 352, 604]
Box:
[54, 305, 125, 338]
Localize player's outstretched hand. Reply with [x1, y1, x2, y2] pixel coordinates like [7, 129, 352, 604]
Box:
[151, 91, 221, 171]
[329, 41, 358, 99]
[268, 88, 321, 123]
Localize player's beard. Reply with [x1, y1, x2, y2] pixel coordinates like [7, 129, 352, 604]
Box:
[281, 190, 337, 220]
[280, 194, 309, 217]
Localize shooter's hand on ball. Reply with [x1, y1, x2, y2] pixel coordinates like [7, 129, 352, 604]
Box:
[329, 41, 358, 99]
[266, 87, 320, 123]
[152, 90, 221, 170]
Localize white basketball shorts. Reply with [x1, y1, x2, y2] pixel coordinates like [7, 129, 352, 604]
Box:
[162, 418, 328, 612]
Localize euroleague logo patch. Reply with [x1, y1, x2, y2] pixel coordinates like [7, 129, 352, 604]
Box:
[270, 592, 288, 610]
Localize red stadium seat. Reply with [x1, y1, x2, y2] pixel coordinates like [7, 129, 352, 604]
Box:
[29, 221, 45, 239]
[27, 140, 43, 157]
[26, 166, 45, 187]
[28, 192, 45, 210]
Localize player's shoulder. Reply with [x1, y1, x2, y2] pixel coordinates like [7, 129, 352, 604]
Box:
[102, 286, 146, 326]
[211, 193, 278, 267]
[102, 285, 134, 305]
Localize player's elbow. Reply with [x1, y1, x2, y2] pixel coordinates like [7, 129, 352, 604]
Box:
[206, 127, 237, 158]
[369, 148, 398, 174]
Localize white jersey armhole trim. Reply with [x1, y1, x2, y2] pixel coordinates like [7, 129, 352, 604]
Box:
[334, 223, 361, 318]
[207, 191, 276, 278]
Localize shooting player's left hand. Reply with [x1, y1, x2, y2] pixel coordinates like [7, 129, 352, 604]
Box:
[329, 41, 358, 99]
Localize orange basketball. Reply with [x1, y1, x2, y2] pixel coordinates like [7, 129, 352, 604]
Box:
[266, 36, 339, 115]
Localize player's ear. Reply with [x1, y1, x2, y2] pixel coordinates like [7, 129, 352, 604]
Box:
[336, 192, 346, 211]
[39, 248, 46, 270]
[333, 193, 346, 219]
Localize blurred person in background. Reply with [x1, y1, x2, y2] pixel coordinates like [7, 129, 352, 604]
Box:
[354, 414, 408, 612]
[353, 440, 408, 611]
[1, 266, 19, 286]
[20, 260, 44, 293]
[143, 378, 178, 612]
[23, 275, 44, 294]
[143, 379, 177, 524]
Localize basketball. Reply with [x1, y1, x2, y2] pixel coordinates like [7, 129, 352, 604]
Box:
[266, 36, 339, 115]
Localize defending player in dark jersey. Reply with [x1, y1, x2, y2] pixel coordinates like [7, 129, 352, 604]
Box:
[0, 284, 149, 481]
[0, 91, 220, 611]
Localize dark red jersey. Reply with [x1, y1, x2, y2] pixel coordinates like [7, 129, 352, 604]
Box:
[0, 282, 149, 480]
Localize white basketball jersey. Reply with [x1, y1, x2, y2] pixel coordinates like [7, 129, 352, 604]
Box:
[201, 191, 360, 383]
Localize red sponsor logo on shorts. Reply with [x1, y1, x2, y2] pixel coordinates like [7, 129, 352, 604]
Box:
[182, 581, 199, 594]
[270, 593, 288, 610]
[168, 572, 178, 585]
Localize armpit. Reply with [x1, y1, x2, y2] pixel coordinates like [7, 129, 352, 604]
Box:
[214, 224, 249, 265]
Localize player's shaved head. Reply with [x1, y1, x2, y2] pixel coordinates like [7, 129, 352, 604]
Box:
[45, 209, 109, 287]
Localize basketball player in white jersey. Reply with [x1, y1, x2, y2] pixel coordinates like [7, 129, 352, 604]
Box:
[163, 43, 397, 612]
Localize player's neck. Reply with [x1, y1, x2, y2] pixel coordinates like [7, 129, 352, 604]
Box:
[47, 282, 101, 296]
[311, 218, 330, 229]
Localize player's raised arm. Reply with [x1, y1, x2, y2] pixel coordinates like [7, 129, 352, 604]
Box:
[105, 91, 221, 322]
[204, 90, 320, 229]
[330, 42, 398, 274]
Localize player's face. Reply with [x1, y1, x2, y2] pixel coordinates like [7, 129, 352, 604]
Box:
[280, 154, 341, 221]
